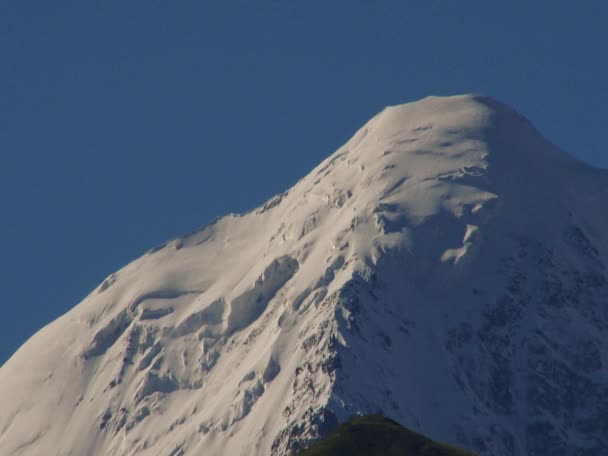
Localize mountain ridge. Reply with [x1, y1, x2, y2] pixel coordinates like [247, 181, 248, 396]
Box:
[298, 414, 476, 456]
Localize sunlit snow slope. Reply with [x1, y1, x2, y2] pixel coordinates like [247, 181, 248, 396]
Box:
[1, 95, 607, 456]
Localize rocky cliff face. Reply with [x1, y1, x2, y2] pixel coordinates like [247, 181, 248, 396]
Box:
[1, 95, 607, 455]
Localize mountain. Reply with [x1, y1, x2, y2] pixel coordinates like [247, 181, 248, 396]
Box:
[298, 415, 475, 455]
[1, 95, 607, 456]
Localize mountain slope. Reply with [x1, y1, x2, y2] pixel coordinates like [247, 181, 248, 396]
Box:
[1, 95, 607, 455]
[298, 415, 475, 456]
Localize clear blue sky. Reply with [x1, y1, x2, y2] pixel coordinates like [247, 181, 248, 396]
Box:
[1, 1, 607, 364]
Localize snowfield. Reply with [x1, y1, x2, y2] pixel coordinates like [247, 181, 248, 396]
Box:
[1, 95, 607, 455]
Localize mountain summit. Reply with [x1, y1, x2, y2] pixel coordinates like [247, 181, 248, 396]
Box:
[2, 95, 607, 455]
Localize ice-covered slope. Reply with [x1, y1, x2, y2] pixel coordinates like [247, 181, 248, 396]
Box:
[1, 95, 607, 456]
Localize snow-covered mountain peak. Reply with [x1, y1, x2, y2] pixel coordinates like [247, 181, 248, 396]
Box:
[1, 95, 607, 456]
[296, 94, 568, 207]
[373, 94, 495, 136]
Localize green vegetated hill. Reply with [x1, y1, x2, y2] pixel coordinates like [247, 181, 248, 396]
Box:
[299, 415, 476, 456]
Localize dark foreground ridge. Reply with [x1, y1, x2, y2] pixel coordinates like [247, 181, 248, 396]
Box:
[299, 415, 476, 456]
